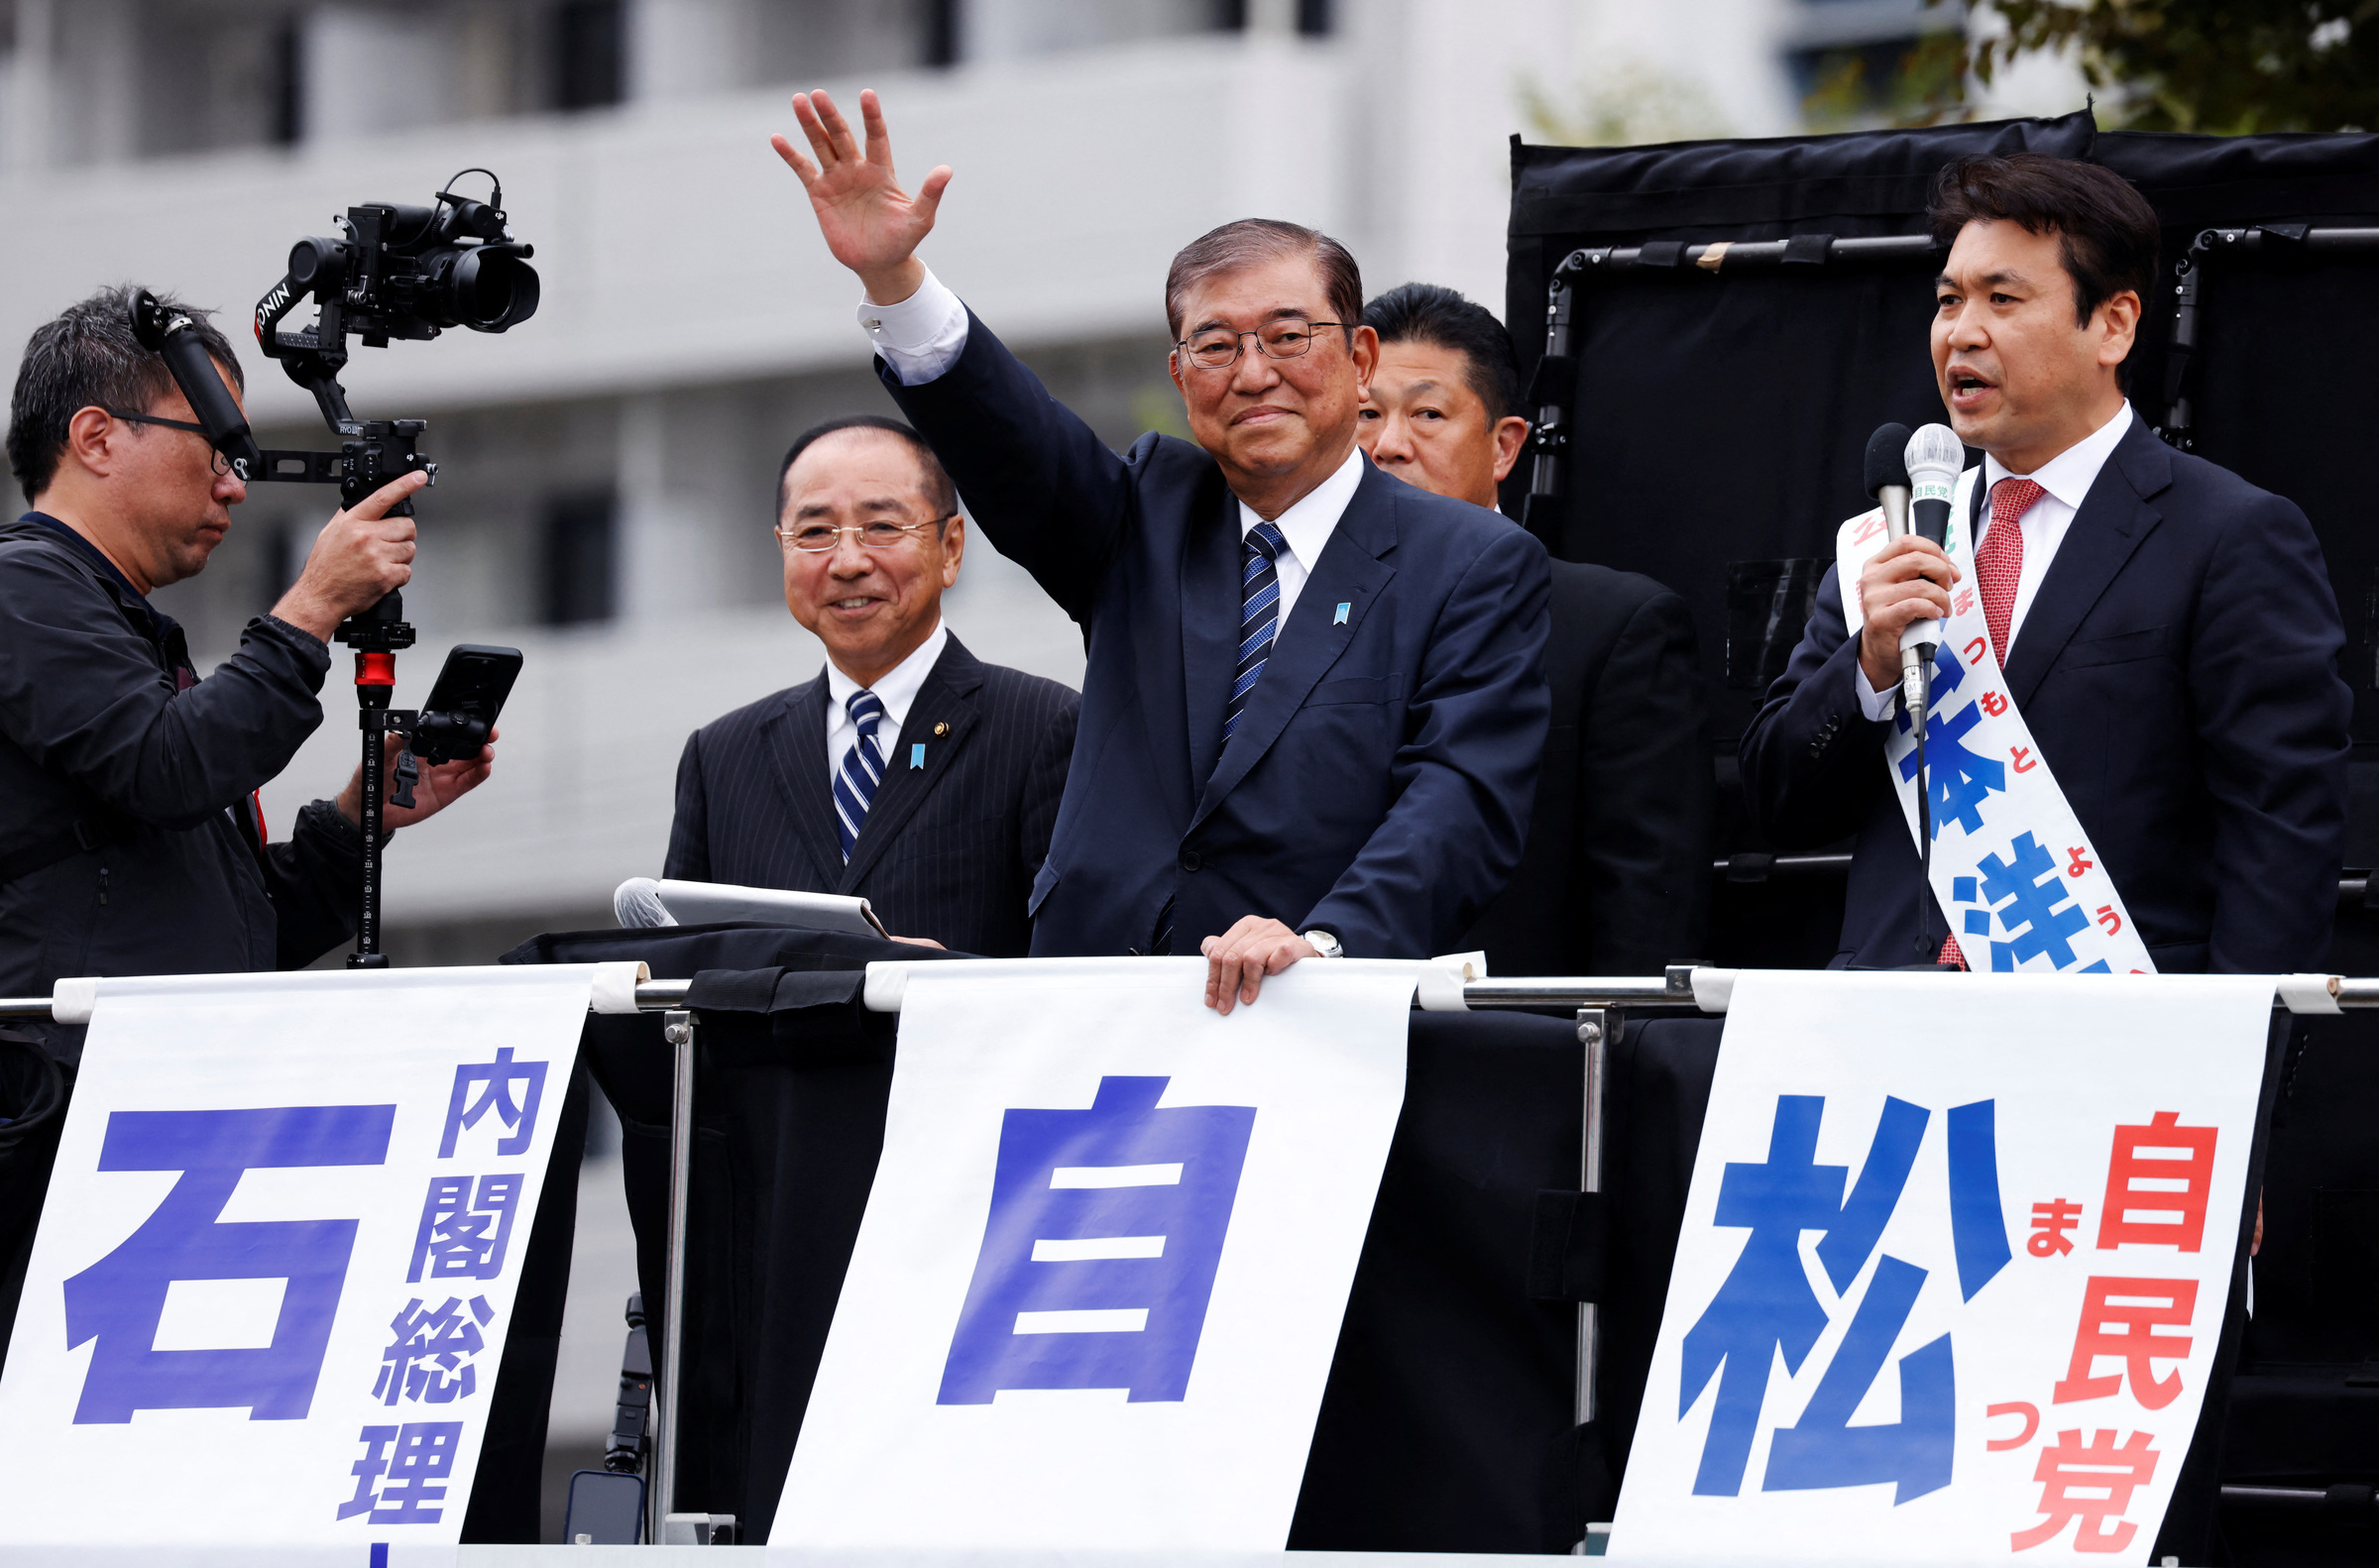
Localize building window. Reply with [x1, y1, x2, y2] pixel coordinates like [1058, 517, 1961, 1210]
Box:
[924, 0, 961, 66]
[272, 17, 303, 145]
[542, 492, 618, 625]
[551, 0, 624, 112]
[1296, 0, 1330, 36]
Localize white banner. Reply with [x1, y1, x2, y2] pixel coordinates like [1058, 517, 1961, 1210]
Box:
[769, 956, 1422, 1552]
[1835, 475, 2154, 973]
[1612, 969, 2271, 1563]
[0, 965, 614, 1551]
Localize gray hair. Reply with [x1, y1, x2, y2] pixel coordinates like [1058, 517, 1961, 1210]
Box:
[8, 284, 245, 499]
[1164, 219, 1363, 343]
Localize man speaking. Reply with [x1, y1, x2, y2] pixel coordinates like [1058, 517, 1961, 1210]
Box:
[772, 90, 1549, 1009]
[1742, 154, 2350, 976]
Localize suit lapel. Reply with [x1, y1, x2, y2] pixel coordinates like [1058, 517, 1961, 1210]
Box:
[1182, 485, 1240, 788]
[760, 674, 846, 885]
[1191, 461, 1399, 832]
[840, 636, 985, 890]
[2002, 418, 2171, 709]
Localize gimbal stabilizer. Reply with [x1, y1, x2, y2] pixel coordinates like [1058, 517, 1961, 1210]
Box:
[130, 169, 537, 965]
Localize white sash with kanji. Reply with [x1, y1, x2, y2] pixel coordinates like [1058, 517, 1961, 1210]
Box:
[1833, 468, 2156, 973]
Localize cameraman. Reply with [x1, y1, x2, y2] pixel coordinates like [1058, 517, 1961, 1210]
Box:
[0, 286, 497, 1057]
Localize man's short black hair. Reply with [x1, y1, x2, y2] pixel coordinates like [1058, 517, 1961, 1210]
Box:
[1927, 153, 2161, 326]
[1359, 282, 1523, 423]
[8, 283, 246, 500]
[776, 413, 958, 522]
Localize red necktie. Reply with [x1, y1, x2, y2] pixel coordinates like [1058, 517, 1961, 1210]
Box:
[1940, 477, 2044, 968]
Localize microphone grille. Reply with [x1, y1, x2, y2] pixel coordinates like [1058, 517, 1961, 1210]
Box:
[1904, 423, 1966, 486]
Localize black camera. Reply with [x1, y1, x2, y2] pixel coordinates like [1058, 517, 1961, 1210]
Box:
[128, 168, 536, 967]
[276, 177, 539, 345]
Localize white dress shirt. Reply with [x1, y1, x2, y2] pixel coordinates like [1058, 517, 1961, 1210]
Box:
[1244, 443, 1365, 632]
[860, 267, 971, 385]
[1857, 401, 2134, 721]
[824, 619, 948, 780]
[862, 267, 1368, 632]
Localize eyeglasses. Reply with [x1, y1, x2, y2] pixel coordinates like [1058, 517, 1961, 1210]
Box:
[774, 515, 954, 553]
[105, 408, 232, 476]
[1175, 320, 1347, 371]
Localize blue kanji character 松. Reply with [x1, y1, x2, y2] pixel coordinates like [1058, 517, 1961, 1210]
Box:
[406, 1174, 521, 1282]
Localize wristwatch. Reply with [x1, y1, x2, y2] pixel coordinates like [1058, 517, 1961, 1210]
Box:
[1303, 929, 1344, 958]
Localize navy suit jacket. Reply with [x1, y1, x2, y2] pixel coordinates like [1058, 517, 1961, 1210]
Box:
[664, 633, 1077, 958]
[878, 314, 1551, 958]
[1740, 412, 2350, 973]
[1464, 560, 1713, 975]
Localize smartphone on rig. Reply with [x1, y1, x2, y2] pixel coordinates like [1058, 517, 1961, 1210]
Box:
[409, 643, 523, 763]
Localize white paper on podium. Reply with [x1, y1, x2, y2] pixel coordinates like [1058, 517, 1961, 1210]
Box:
[769, 956, 1417, 1552]
[0, 965, 600, 1550]
[1610, 969, 2274, 1564]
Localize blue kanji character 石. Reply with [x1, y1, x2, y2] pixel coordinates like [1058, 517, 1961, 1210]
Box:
[64, 1104, 394, 1423]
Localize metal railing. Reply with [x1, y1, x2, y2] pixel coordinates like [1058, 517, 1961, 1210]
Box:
[8, 962, 2372, 1545]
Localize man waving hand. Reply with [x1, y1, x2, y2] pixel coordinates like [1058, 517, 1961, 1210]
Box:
[773, 89, 1549, 1009]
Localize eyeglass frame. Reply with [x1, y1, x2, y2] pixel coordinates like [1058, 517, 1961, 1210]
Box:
[773, 513, 959, 554]
[1173, 319, 1350, 371]
[102, 408, 233, 477]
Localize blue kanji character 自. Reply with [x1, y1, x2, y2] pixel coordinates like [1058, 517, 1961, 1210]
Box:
[1897, 703, 2005, 837]
[407, 1174, 521, 1282]
[438, 1048, 548, 1159]
[939, 1075, 1255, 1404]
[63, 1104, 394, 1423]
[372, 1295, 494, 1405]
[1978, 832, 2093, 969]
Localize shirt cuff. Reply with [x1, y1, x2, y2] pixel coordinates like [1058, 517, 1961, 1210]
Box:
[1855, 662, 1900, 724]
[858, 266, 969, 385]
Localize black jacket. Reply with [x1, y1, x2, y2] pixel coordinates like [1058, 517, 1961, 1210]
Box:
[1463, 560, 1712, 976]
[664, 633, 1078, 957]
[1739, 418, 2350, 973]
[0, 513, 363, 1052]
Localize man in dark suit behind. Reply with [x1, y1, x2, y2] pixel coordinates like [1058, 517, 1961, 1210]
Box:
[1740, 154, 2348, 977]
[1357, 282, 1712, 975]
[665, 414, 1077, 957]
[771, 89, 1549, 1011]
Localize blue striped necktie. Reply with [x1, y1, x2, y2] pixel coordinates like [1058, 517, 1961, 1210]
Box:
[832, 689, 886, 860]
[1226, 521, 1287, 739]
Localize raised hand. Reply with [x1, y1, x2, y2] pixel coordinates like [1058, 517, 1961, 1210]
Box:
[770, 87, 951, 305]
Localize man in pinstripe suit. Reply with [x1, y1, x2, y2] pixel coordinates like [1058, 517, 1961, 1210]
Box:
[664, 415, 1078, 956]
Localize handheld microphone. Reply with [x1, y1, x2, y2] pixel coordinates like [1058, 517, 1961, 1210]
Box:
[1863, 422, 1912, 541]
[1900, 422, 1964, 666]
